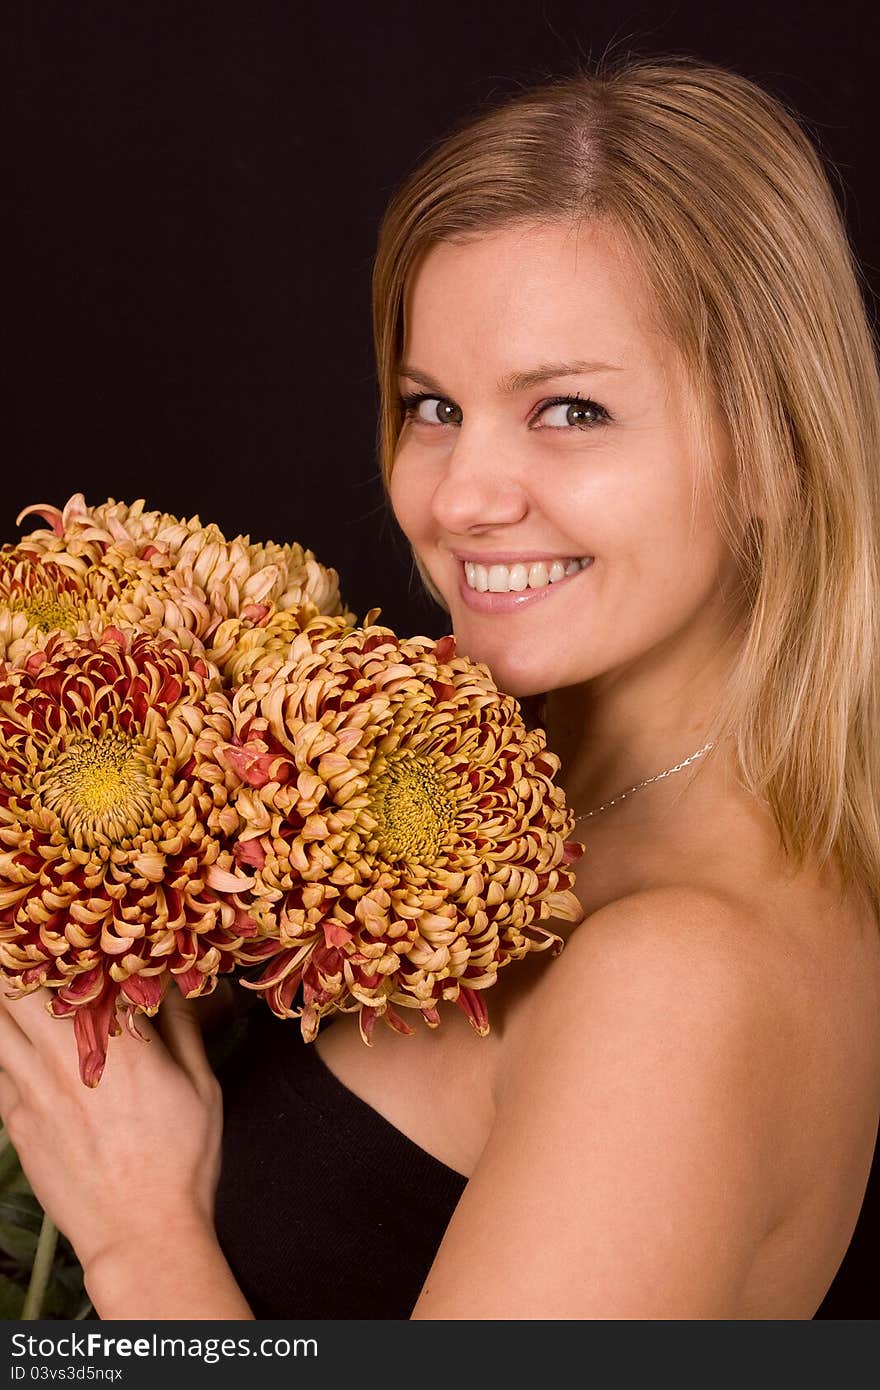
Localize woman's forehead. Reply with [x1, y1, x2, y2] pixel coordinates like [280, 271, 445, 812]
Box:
[403, 226, 668, 376]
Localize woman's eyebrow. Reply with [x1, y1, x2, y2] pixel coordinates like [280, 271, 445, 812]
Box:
[397, 360, 625, 394]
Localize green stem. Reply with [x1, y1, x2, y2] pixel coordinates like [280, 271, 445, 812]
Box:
[74, 1298, 94, 1320]
[21, 1211, 59, 1320]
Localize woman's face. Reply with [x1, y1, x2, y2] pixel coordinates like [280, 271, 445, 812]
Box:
[389, 218, 744, 699]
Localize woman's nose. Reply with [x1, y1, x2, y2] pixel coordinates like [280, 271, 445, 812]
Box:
[429, 432, 529, 534]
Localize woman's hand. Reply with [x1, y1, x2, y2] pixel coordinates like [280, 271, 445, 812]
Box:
[0, 980, 224, 1283]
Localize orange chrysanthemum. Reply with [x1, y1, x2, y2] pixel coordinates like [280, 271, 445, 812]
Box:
[17, 494, 356, 636]
[0, 541, 213, 664]
[209, 608, 364, 683]
[214, 619, 585, 1044]
[0, 629, 257, 1086]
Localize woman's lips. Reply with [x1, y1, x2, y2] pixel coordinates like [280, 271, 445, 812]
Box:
[456, 558, 594, 614]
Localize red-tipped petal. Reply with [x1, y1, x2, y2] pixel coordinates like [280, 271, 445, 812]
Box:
[21, 966, 49, 988]
[241, 603, 271, 624]
[322, 921, 352, 948]
[358, 1004, 379, 1045]
[382, 1005, 415, 1037]
[120, 974, 163, 1011]
[51, 962, 104, 1009]
[16, 502, 64, 536]
[123, 1005, 153, 1042]
[205, 864, 255, 892]
[233, 907, 261, 938]
[455, 985, 490, 1036]
[70, 985, 121, 1087]
[236, 939, 287, 981]
[172, 965, 205, 996]
[246, 946, 308, 994]
[430, 680, 457, 702]
[434, 635, 456, 662]
[300, 1004, 320, 1042]
[234, 837, 266, 870]
[221, 744, 276, 787]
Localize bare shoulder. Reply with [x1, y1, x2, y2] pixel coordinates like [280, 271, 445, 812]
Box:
[498, 884, 811, 1172]
[410, 882, 879, 1316]
[503, 876, 880, 1130]
[547, 881, 765, 976]
[414, 885, 810, 1316]
[501, 883, 798, 1097]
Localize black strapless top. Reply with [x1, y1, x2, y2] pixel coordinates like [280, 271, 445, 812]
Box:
[213, 1001, 467, 1319]
[213, 1000, 878, 1319]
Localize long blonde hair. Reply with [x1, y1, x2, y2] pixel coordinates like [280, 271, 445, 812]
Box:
[370, 53, 880, 926]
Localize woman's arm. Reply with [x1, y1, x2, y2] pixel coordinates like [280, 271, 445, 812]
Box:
[0, 981, 254, 1319]
[411, 886, 797, 1319]
[84, 1217, 254, 1320]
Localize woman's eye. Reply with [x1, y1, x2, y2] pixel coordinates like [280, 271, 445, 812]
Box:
[399, 394, 462, 426]
[537, 396, 610, 430]
[397, 390, 611, 431]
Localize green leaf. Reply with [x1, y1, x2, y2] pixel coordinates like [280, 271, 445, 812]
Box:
[0, 1139, 23, 1192]
[0, 1215, 38, 1268]
[0, 1133, 88, 1320]
[40, 1263, 86, 1320]
[0, 1192, 44, 1234]
[0, 1270, 24, 1319]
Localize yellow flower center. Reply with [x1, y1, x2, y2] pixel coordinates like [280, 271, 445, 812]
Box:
[14, 590, 85, 633]
[368, 748, 456, 861]
[41, 731, 160, 848]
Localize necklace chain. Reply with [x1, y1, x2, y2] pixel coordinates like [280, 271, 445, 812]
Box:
[573, 740, 716, 823]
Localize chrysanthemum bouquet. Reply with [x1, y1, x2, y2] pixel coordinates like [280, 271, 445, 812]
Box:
[0, 494, 585, 1317]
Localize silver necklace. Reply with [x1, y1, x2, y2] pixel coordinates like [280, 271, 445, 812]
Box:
[573, 740, 716, 822]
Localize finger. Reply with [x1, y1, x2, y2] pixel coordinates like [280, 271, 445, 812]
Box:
[1, 983, 115, 1086]
[0, 1002, 40, 1087]
[156, 982, 216, 1088]
[0, 982, 61, 1043]
[0, 1069, 22, 1131]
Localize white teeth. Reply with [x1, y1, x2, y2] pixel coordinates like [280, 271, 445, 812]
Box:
[464, 562, 486, 591]
[507, 563, 529, 591]
[488, 564, 510, 593]
[464, 557, 591, 594]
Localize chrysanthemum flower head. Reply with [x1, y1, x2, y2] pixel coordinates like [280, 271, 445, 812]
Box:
[17, 494, 204, 561]
[18, 494, 357, 639]
[209, 608, 365, 683]
[215, 619, 585, 1044]
[0, 629, 257, 1086]
[0, 544, 96, 662]
[0, 541, 212, 665]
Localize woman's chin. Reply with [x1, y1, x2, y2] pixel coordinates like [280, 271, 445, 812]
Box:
[450, 640, 550, 700]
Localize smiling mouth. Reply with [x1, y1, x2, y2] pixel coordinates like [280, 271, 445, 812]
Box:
[463, 556, 592, 594]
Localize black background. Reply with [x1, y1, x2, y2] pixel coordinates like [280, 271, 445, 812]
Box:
[7, 1, 880, 1316]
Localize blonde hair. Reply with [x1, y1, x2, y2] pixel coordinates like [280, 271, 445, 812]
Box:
[370, 53, 880, 926]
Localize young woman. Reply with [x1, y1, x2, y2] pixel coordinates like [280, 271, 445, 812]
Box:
[2, 53, 879, 1321]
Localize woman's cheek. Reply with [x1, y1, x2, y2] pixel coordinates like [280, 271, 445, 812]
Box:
[392, 466, 443, 561]
[388, 455, 422, 542]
